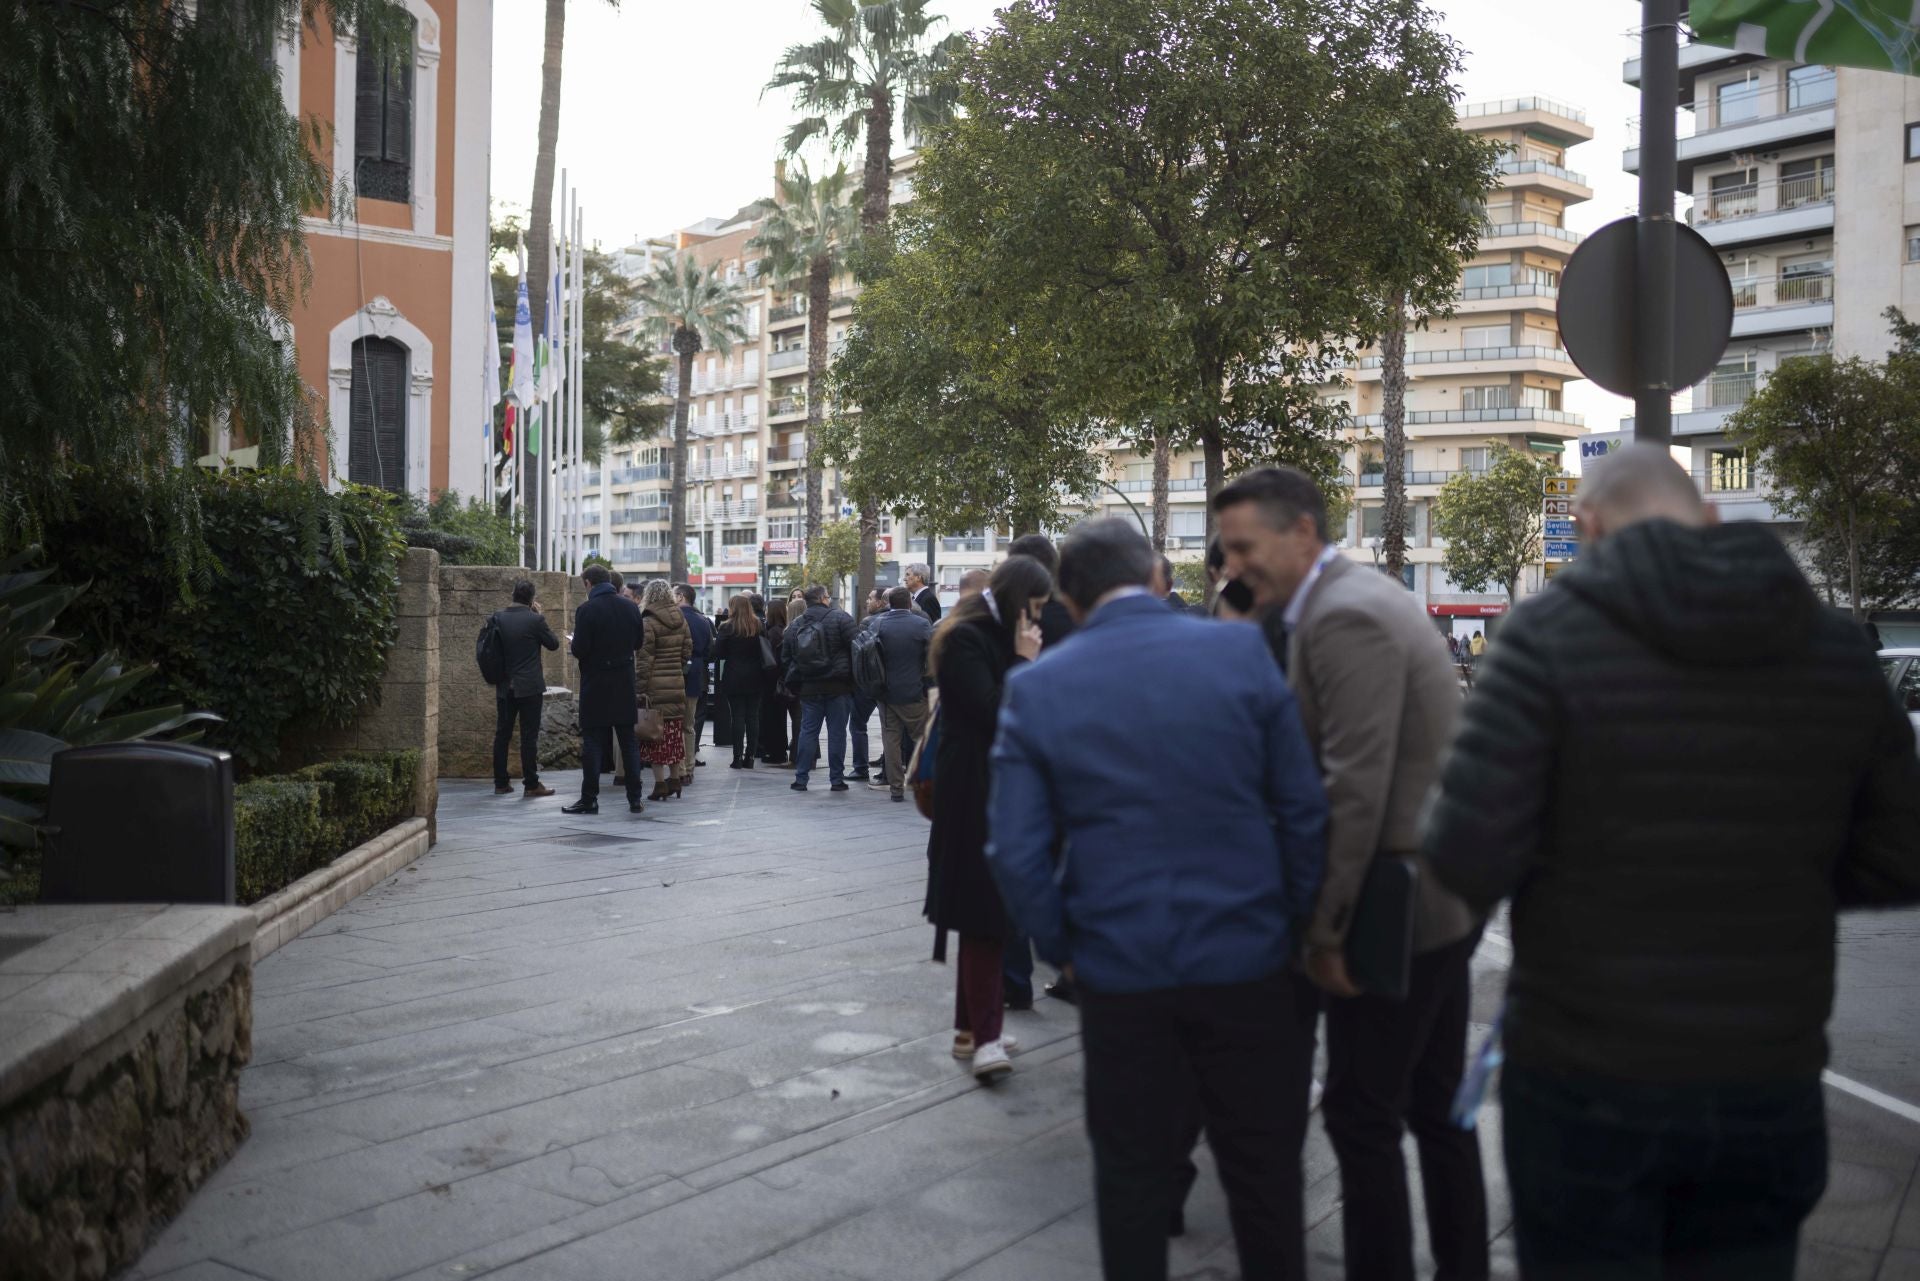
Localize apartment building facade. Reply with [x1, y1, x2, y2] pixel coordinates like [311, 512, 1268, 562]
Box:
[1621, 39, 1920, 518]
[243, 0, 494, 501]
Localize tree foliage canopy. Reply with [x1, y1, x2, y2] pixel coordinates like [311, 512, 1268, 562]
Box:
[0, 0, 404, 543]
[903, 0, 1501, 518]
[1431, 445, 1562, 602]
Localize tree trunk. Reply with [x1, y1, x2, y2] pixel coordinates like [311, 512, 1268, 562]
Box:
[669, 343, 695, 584]
[1150, 429, 1171, 550]
[1201, 426, 1226, 540]
[1848, 502, 1863, 620]
[804, 256, 831, 549]
[1381, 292, 1409, 582]
[853, 86, 894, 606]
[523, 0, 567, 568]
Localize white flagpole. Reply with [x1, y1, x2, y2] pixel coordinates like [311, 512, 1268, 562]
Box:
[566, 189, 580, 575]
[554, 178, 569, 577]
[573, 202, 586, 576]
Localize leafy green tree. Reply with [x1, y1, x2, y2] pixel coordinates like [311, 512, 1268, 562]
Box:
[802, 518, 865, 598]
[766, 0, 969, 600]
[1728, 349, 1920, 620]
[633, 258, 748, 583]
[912, 0, 1499, 542]
[1432, 444, 1562, 604]
[750, 164, 860, 544]
[0, 0, 400, 546]
[825, 236, 1107, 543]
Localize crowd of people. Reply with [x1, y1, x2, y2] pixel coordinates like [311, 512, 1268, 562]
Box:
[482, 446, 1920, 1281]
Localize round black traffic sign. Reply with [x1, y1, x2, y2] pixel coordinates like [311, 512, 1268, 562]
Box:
[1556, 216, 1734, 398]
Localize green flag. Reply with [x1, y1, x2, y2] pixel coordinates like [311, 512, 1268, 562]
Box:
[1691, 0, 1920, 75]
[527, 340, 546, 456]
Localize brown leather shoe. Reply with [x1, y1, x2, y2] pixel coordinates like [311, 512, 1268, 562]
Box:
[523, 784, 555, 799]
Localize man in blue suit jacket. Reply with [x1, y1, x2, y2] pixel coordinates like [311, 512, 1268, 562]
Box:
[988, 518, 1328, 1281]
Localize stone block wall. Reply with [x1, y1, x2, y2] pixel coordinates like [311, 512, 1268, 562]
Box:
[437, 566, 575, 780]
[308, 547, 441, 840]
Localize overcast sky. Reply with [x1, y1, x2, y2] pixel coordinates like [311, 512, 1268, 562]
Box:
[489, 0, 1645, 426]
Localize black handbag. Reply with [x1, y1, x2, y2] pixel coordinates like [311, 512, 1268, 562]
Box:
[1344, 857, 1419, 1001]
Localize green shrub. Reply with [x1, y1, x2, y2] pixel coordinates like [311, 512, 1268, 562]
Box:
[233, 749, 418, 904]
[43, 468, 406, 774]
[399, 492, 519, 566]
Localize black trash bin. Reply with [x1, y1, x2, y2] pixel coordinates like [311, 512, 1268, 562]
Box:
[41, 742, 235, 904]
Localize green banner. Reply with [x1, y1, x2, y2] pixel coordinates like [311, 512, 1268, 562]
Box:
[1691, 0, 1920, 75]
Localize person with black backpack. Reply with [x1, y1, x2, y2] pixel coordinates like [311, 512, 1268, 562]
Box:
[481, 579, 561, 798]
[785, 584, 858, 793]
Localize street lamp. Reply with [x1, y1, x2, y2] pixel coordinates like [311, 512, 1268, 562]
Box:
[1363, 535, 1382, 568]
[1090, 479, 1151, 539]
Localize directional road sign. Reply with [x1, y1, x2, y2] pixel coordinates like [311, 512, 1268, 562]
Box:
[1544, 539, 1580, 560]
[1544, 477, 1580, 496]
[1545, 518, 1577, 539]
[1543, 497, 1574, 516]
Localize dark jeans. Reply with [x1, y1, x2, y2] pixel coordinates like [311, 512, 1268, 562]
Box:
[579, 722, 641, 805]
[725, 691, 762, 763]
[1080, 972, 1316, 1281]
[851, 689, 876, 773]
[795, 694, 851, 786]
[1316, 929, 1487, 1281]
[1502, 1065, 1827, 1281]
[1003, 920, 1034, 1004]
[493, 693, 543, 789]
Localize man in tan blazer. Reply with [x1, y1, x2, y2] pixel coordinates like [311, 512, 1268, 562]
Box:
[1215, 467, 1487, 1281]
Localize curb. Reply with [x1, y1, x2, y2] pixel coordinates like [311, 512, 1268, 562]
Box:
[250, 817, 431, 961]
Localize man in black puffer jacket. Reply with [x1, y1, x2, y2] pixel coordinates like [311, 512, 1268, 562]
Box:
[1425, 445, 1920, 1281]
[785, 584, 859, 792]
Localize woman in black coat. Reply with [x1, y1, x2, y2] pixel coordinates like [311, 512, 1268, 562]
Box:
[713, 593, 768, 767]
[759, 598, 791, 764]
[925, 555, 1052, 1080]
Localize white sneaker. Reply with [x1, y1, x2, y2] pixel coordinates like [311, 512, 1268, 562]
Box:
[971, 1039, 1014, 1081]
[951, 1033, 1018, 1059]
[867, 776, 891, 790]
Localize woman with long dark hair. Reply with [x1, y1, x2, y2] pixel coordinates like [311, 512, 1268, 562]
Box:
[714, 593, 767, 768]
[760, 598, 791, 765]
[925, 554, 1053, 1082]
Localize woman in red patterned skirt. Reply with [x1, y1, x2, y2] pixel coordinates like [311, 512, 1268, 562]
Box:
[635, 578, 690, 800]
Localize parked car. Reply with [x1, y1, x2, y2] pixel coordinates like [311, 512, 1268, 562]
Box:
[1879, 648, 1920, 745]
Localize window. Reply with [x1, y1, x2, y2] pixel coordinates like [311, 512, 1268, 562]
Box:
[1189, 461, 1206, 480]
[1708, 447, 1753, 493]
[1461, 263, 1513, 290]
[1460, 447, 1490, 474]
[1908, 226, 1920, 264]
[1909, 123, 1920, 162]
[1714, 72, 1761, 126]
[1170, 512, 1205, 537]
[1460, 385, 1511, 410]
[1123, 462, 1152, 482]
[1462, 325, 1509, 349]
[1786, 65, 1836, 110]
[1520, 385, 1562, 411]
[348, 336, 407, 492]
[1779, 155, 1835, 207]
[1360, 505, 1385, 539]
[722, 528, 756, 546]
[353, 21, 414, 202]
[1706, 168, 1758, 219]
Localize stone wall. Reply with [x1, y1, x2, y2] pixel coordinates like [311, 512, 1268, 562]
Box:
[437, 566, 575, 780]
[0, 905, 255, 1281]
[308, 546, 441, 840]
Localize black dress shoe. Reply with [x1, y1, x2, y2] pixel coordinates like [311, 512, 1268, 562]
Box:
[1044, 976, 1078, 1006]
[561, 799, 598, 816]
[847, 769, 870, 781]
[830, 782, 850, 792]
[628, 800, 646, 814]
[790, 781, 807, 792]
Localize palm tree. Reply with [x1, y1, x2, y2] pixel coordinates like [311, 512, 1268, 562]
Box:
[766, 0, 968, 597]
[750, 163, 859, 548]
[1380, 291, 1410, 580]
[635, 257, 747, 584]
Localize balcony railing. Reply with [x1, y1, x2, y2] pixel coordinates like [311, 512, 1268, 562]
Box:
[610, 506, 669, 526]
[611, 464, 666, 485]
[1730, 271, 1833, 311]
[1628, 70, 1837, 146]
[689, 501, 759, 523]
[1694, 370, 1758, 410]
[1351, 407, 1585, 428]
[766, 442, 808, 462]
[1114, 478, 1207, 494]
[769, 301, 805, 322]
[769, 396, 806, 417]
[1481, 221, 1584, 244]
[1357, 468, 1471, 488]
[583, 470, 602, 487]
[1692, 171, 1835, 224]
[1459, 283, 1560, 303]
[1358, 345, 1571, 369]
[769, 348, 809, 371]
[688, 456, 759, 481]
[1461, 96, 1588, 124]
[768, 490, 802, 509]
[942, 537, 988, 552]
[1496, 159, 1588, 186]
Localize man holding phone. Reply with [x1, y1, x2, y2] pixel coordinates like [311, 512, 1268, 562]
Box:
[1213, 468, 1487, 1281]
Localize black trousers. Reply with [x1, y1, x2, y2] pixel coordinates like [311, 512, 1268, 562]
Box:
[725, 691, 762, 762]
[1319, 930, 1488, 1281]
[579, 722, 641, 805]
[493, 693, 543, 789]
[1080, 972, 1316, 1281]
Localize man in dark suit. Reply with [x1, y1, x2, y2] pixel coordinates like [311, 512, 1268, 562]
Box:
[989, 517, 1327, 1281]
[491, 579, 561, 798]
[1215, 467, 1485, 1281]
[906, 563, 941, 622]
[564, 564, 647, 816]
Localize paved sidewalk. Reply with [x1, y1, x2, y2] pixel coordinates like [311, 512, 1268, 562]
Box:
[133, 737, 1918, 1280]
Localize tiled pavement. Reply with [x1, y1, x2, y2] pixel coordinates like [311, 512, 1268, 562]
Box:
[132, 725, 1920, 1280]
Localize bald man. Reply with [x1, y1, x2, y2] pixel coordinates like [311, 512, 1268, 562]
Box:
[1423, 445, 1920, 1281]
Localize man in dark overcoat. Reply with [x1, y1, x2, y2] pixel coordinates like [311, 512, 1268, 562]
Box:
[564, 564, 647, 815]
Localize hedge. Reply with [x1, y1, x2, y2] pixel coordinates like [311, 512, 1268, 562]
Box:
[235, 750, 419, 904]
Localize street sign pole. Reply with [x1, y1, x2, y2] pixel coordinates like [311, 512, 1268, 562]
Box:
[1636, 0, 1681, 445]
